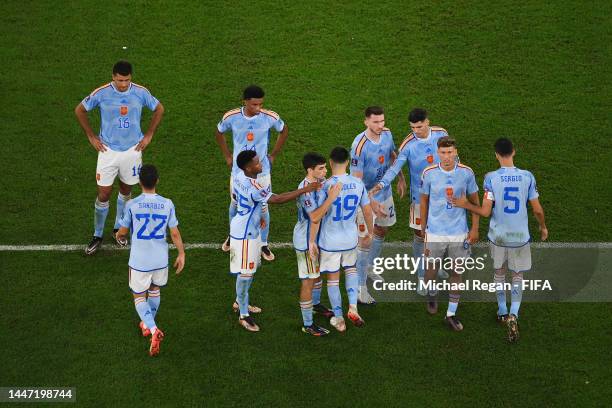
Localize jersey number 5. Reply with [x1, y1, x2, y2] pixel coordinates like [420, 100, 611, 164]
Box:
[503, 187, 520, 214]
[332, 194, 359, 221]
[135, 213, 167, 240]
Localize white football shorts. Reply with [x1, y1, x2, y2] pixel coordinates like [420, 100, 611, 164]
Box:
[295, 250, 320, 280]
[356, 195, 396, 237]
[490, 242, 531, 273]
[129, 267, 168, 294]
[96, 145, 142, 187]
[319, 248, 358, 273]
[230, 236, 262, 275]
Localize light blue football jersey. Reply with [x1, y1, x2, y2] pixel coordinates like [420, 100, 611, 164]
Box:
[217, 107, 285, 176]
[317, 174, 369, 252]
[230, 171, 272, 240]
[484, 167, 539, 247]
[380, 126, 448, 203]
[420, 163, 478, 236]
[81, 82, 160, 152]
[350, 129, 395, 201]
[292, 178, 323, 251]
[119, 193, 179, 272]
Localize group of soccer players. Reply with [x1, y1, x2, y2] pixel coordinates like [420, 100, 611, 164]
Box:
[75, 61, 547, 356]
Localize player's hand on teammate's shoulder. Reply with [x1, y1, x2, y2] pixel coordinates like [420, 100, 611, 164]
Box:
[328, 182, 343, 197]
[540, 225, 548, 241]
[135, 132, 153, 151]
[174, 252, 185, 275]
[304, 181, 321, 192]
[451, 195, 468, 208]
[88, 134, 107, 152]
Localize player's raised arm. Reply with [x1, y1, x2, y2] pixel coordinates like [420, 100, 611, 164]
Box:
[267, 182, 321, 205]
[169, 227, 185, 274]
[136, 101, 165, 151]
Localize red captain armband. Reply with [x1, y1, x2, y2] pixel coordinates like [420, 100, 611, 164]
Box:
[484, 190, 494, 201]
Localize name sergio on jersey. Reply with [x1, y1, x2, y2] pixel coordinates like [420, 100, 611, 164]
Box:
[500, 175, 523, 182]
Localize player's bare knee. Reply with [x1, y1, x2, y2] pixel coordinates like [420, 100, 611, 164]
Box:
[413, 229, 424, 240]
[118, 182, 133, 196]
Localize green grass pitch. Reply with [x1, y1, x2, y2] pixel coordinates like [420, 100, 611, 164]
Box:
[1, 1, 611, 406]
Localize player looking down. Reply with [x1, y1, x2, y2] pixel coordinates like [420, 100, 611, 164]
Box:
[216, 85, 288, 261]
[76, 60, 165, 255]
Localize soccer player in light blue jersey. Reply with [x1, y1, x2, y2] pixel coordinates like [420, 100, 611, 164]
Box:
[373, 108, 449, 295]
[420, 137, 480, 332]
[452, 138, 547, 341]
[293, 153, 343, 336]
[216, 85, 288, 262]
[75, 61, 165, 255]
[313, 147, 374, 332]
[350, 106, 406, 305]
[115, 165, 185, 357]
[230, 150, 319, 332]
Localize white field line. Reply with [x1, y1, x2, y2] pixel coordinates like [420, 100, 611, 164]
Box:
[0, 242, 611, 252]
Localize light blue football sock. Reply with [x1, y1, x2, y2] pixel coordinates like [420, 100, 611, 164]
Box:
[236, 275, 253, 317]
[368, 235, 385, 268]
[447, 294, 460, 317]
[357, 247, 370, 286]
[510, 273, 523, 317]
[260, 204, 270, 245]
[345, 267, 359, 306]
[113, 193, 131, 230]
[327, 279, 342, 317]
[312, 280, 322, 306]
[94, 198, 109, 237]
[494, 273, 508, 316]
[413, 235, 425, 280]
[134, 297, 156, 331]
[300, 299, 314, 327]
[147, 289, 161, 319]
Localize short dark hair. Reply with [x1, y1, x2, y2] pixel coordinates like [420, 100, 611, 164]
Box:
[113, 60, 132, 76]
[243, 85, 265, 100]
[494, 137, 514, 157]
[139, 164, 158, 189]
[330, 146, 350, 164]
[302, 152, 326, 171]
[437, 136, 457, 149]
[408, 108, 428, 123]
[237, 150, 257, 170]
[365, 106, 384, 117]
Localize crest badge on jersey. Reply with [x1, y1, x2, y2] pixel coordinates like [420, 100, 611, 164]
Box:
[247, 132, 254, 141]
[378, 155, 385, 164]
[351, 158, 358, 166]
[427, 154, 434, 163]
[120, 106, 128, 116]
